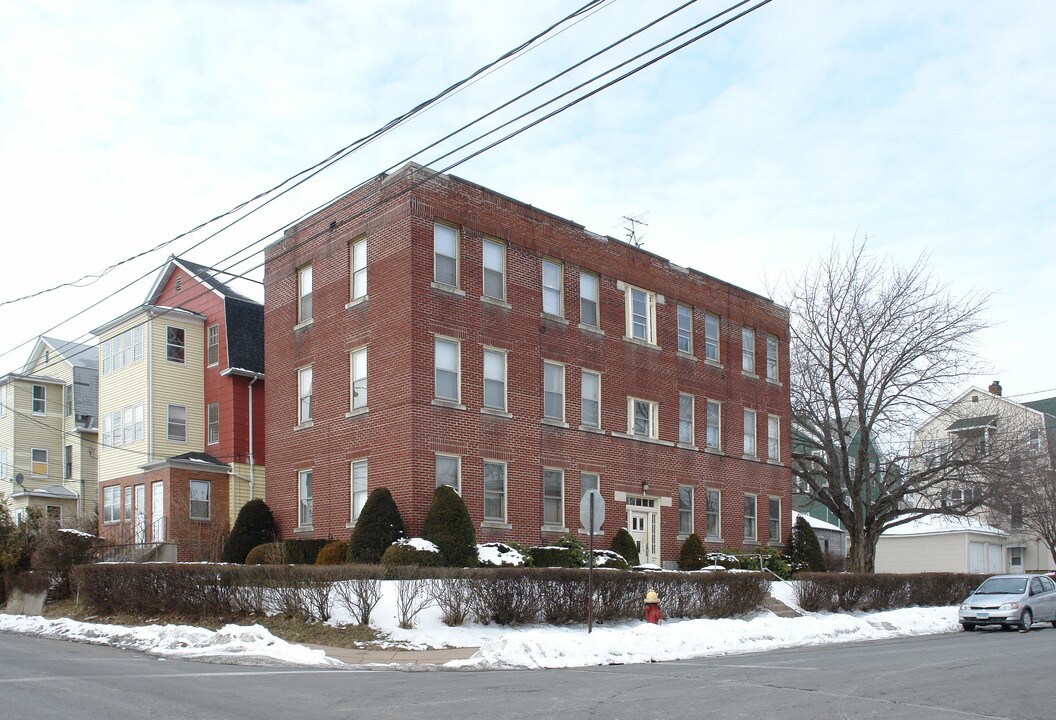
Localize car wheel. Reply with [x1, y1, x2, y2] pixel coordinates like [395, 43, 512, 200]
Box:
[1020, 608, 1033, 632]
[961, 623, 976, 631]
[1001, 623, 1014, 631]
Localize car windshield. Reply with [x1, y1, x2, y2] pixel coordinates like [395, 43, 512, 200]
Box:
[976, 578, 1027, 595]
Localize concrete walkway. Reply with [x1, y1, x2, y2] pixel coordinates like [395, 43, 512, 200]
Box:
[306, 643, 479, 667]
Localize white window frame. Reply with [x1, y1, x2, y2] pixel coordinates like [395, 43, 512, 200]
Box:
[541, 257, 564, 317]
[483, 347, 507, 412]
[742, 326, 755, 374]
[543, 361, 565, 421]
[207, 324, 220, 366]
[31, 448, 48, 477]
[298, 469, 313, 527]
[101, 413, 112, 447]
[744, 493, 758, 541]
[766, 334, 779, 381]
[679, 393, 695, 445]
[769, 496, 781, 544]
[167, 404, 187, 442]
[122, 406, 134, 445]
[483, 460, 507, 523]
[625, 285, 657, 344]
[350, 237, 368, 301]
[64, 444, 72, 480]
[482, 238, 506, 302]
[0, 384, 6, 416]
[677, 304, 693, 354]
[580, 471, 601, 531]
[297, 265, 313, 323]
[32, 384, 46, 415]
[0, 448, 7, 477]
[111, 409, 123, 447]
[678, 485, 694, 535]
[434, 336, 461, 403]
[706, 399, 721, 451]
[580, 369, 601, 429]
[298, 366, 313, 424]
[166, 326, 185, 364]
[207, 402, 220, 444]
[767, 415, 780, 461]
[189, 479, 211, 520]
[704, 313, 720, 362]
[743, 408, 757, 457]
[351, 459, 368, 522]
[350, 347, 367, 410]
[543, 467, 564, 528]
[435, 453, 461, 494]
[579, 270, 599, 327]
[124, 485, 132, 522]
[433, 222, 459, 288]
[628, 397, 658, 439]
[134, 403, 144, 442]
[103, 486, 120, 523]
[64, 384, 73, 417]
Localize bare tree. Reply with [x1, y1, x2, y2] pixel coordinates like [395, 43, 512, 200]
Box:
[1005, 455, 1056, 568]
[787, 240, 1004, 572]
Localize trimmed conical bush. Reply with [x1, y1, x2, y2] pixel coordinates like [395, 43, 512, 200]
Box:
[610, 527, 640, 567]
[222, 499, 278, 564]
[422, 485, 478, 567]
[348, 488, 406, 564]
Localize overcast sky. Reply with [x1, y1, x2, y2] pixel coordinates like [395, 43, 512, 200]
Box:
[1, 0, 1053, 407]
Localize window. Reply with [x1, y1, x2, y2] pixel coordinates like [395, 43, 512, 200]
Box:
[350, 348, 367, 410]
[298, 366, 313, 423]
[351, 459, 367, 521]
[628, 397, 658, 439]
[32, 384, 46, 415]
[1011, 501, 1024, 530]
[123, 406, 134, 446]
[743, 409, 757, 456]
[679, 486, 694, 535]
[484, 460, 507, 522]
[167, 404, 187, 442]
[190, 480, 211, 520]
[766, 334, 779, 381]
[482, 238, 505, 301]
[679, 394, 695, 445]
[0, 448, 6, 477]
[543, 361, 564, 421]
[166, 326, 185, 364]
[581, 369, 600, 428]
[677, 304, 693, 353]
[542, 258, 563, 316]
[767, 415, 780, 461]
[298, 470, 313, 527]
[0, 385, 6, 416]
[112, 410, 123, 447]
[134, 404, 144, 442]
[101, 327, 144, 376]
[769, 497, 781, 543]
[350, 238, 368, 301]
[101, 413, 112, 447]
[434, 337, 460, 402]
[435, 454, 461, 493]
[744, 494, 757, 541]
[579, 271, 599, 327]
[31, 448, 48, 477]
[1028, 428, 1041, 452]
[124, 486, 132, 521]
[483, 348, 506, 411]
[207, 402, 220, 444]
[543, 468, 564, 527]
[580, 472, 600, 497]
[626, 286, 656, 343]
[64, 384, 73, 416]
[704, 313, 720, 362]
[297, 265, 313, 323]
[742, 327, 755, 374]
[207, 324, 219, 366]
[706, 489, 721, 538]
[434, 222, 459, 287]
[64, 445, 72, 480]
[103, 486, 120, 523]
[706, 400, 721, 450]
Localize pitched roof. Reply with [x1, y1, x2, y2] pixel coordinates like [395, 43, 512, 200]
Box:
[147, 256, 262, 305]
[947, 414, 999, 432]
[1022, 396, 1056, 423]
[225, 297, 264, 376]
[882, 513, 1007, 538]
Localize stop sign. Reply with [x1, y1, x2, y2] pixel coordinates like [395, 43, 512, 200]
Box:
[579, 490, 605, 534]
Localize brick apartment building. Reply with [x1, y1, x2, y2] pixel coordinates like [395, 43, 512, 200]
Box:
[263, 164, 791, 566]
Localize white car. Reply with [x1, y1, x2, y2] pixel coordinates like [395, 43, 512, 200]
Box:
[959, 574, 1056, 631]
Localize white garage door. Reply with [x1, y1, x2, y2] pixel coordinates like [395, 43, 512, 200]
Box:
[987, 544, 1003, 573]
[969, 542, 985, 573]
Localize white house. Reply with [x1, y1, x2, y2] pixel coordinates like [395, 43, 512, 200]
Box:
[875, 514, 1008, 574]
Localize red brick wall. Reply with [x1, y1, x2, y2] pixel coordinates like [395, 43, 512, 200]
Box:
[263, 168, 791, 564]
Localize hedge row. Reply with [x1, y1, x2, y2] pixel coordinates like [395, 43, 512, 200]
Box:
[70, 564, 770, 625]
[795, 572, 983, 612]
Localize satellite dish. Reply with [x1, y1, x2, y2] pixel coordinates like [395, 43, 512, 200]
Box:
[14, 473, 24, 485]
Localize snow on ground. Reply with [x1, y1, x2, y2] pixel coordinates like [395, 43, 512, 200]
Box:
[0, 580, 961, 670]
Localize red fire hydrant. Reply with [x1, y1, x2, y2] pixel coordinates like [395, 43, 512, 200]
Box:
[644, 589, 663, 624]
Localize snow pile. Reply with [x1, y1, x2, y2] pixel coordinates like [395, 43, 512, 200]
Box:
[0, 614, 339, 666]
[477, 542, 525, 567]
[393, 537, 440, 552]
[57, 528, 97, 539]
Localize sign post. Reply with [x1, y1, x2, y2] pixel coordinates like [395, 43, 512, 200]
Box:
[579, 490, 605, 634]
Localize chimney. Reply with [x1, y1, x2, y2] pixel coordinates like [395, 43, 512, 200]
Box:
[988, 380, 1002, 397]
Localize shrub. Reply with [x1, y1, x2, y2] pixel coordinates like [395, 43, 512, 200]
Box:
[477, 542, 526, 567]
[787, 515, 826, 573]
[528, 545, 577, 568]
[590, 549, 629, 570]
[736, 546, 792, 579]
[678, 533, 707, 570]
[609, 528, 640, 567]
[468, 568, 540, 625]
[428, 572, 474, 626]
[422, 485, 477, 567]
[332, 572, 384, 625]
[348, 488, 406, 564]
[554, 533, 585, 567]
[221, 499, 279, 564]
[244, 542, 284, 565]
[705, 551, 741, 569]
[381, 539, 444, 567]
[315, 540, 350, 565]
[31, 527, 101, 599]
[283, 539, 328, 565]
[794, 572, 980, 612]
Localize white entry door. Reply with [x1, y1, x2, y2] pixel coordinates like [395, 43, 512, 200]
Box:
[151, 481, 165, 542]
[134, 484, 146, 543]
[627, 501, 659, 566]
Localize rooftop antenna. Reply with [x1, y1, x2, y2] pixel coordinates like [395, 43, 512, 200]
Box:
[622, 214, 648, 248]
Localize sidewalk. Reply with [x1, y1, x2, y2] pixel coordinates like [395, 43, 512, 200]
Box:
[306, 643, 479, 666]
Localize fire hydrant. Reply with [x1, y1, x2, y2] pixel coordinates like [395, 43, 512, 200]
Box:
[644, 589, 663, 624]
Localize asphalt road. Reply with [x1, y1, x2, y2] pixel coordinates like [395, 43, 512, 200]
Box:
[1, 627, 1051, 720]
